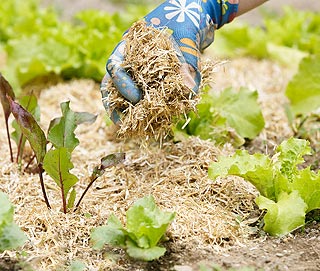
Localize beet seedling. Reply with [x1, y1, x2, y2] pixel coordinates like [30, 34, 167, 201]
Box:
[9, 98, 125, 213]
[1, 75, 125, 213]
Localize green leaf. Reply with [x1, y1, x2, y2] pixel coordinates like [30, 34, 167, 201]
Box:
[275, 137, 312, 182]
[67, 188, 77, 210]
[177, 87, 264, 146]
[90, 214, 126, 249]
[0, 193, 14, 225]
[43, 148, 78, 196]
[212, 88, 265, 139]
[0, 192, 27, 252]
[74, 112, 97, 125]
[0, 224, 27, 252]
[256, 191, 307, 236]
[208, 150, 276, 199]
[90, 196, 174, 261]
[267, 43, 308, 68]
[8, 97, 47, 164]
[90, 153, 125, 181]
[292, 169, 320, 213]
[126, 239, 166, 261]
[69, 260, 86, 271]
[285, 55, 320, 115]
[48, 101, 79, 151]
[126, 195, 175, 248]
[43, 147, 78, 213]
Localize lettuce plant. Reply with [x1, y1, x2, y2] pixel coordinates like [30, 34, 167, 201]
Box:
[209, 137, 320, 236]
[284, 54, 320, 153]
[90, 195, 175, 261]
[212, 7, 320, 62]
[0, 0, 149, 91]
[0, 192, 27, 252]
[175, 87, 265, 146]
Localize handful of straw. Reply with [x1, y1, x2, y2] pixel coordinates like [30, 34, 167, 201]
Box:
[107, 21, 215, 142]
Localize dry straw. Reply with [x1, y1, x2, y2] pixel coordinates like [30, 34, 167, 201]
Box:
[0, 40, 296, 270]
[107, 21, 216, 142]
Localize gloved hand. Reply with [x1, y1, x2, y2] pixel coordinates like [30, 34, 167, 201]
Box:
[101, 0, 239, 124]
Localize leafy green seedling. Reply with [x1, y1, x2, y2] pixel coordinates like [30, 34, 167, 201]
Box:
[285, 54, 320, 117]
[209, 137, 320, 236]
[5, 93, 124, 213]
[0, 192, 27, 252]
[285, 55, 320, 150]
[0, 0, 148, 91]
[0, 73, 15, 162]
[175, 87, 265, 146]
[91, 195, 175, 261]
[74, 152, 125, 211]
[69, 260, 87, 271]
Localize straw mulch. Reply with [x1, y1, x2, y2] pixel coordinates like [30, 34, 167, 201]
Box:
[106, 21, 218, 142]
[0, 54, 294, 270]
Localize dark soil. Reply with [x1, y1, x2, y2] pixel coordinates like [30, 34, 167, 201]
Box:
[0, 255, 31, 271]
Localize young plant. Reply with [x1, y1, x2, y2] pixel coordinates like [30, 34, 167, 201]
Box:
[175, 87, 265, 147]
[0, 192, 27, 252]
[90, 195, 175, 261]
[5, 93, 124, 213]
[8, 95, 50, 209]
[285, 55, 320, 150]
[0, 0, 149, 91]
[208, 137, 320, 236]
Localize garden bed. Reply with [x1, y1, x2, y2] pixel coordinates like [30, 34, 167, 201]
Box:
[1, 56, 319, 270]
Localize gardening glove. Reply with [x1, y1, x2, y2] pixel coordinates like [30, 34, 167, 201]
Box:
[101, 0, 239, 124]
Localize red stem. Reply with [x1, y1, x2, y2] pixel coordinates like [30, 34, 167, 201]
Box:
[58, 159, 67, 214]
[16, 134, 24, 163]
[38, 163, 51, 209]
[5, 119, 13, 163]
[74, 176, 98, 211]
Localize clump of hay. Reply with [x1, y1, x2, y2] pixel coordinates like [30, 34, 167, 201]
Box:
[107, 21, 215, 141]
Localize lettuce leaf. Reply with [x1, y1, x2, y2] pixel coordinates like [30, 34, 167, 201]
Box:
[90, 195, 175, 261]
[211, 7, 320, 63]
[285, 55, 320, 116]
[126, 195, 175, 249]
[209, 137, 320, 236]
[208, 150, 275, 199]
[1, 0, 147, 91]
[0, 192, 27, 251]
[256, 191, 307, 236]
[176, 87, 264, 146]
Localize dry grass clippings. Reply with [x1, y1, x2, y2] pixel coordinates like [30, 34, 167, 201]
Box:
[107, 21, 218, 142]
[0, 54, 295, 270]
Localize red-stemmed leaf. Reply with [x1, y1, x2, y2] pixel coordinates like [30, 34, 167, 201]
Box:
[8, 96, 46, 164]
[74, 153, 125, 210]
[8, 96, 50, 209]
[0, 73, 15, 162]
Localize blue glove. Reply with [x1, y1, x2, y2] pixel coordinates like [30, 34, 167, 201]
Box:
[101, 0, 239, 124]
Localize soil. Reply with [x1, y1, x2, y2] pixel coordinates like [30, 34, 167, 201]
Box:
[0, 1, 319, 271]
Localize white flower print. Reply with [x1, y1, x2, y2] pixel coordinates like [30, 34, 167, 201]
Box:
[164, 0, 201, 27]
